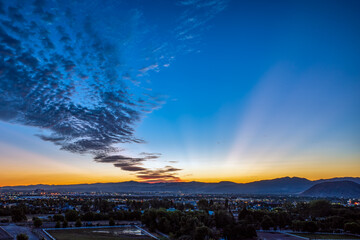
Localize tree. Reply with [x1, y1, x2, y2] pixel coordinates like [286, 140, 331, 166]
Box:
[225, 199, 229, 208]
[33, 217, 42, 228]
[81, 202, 90, 212]
[11, 208, 27, 222]
[224, 224, 257, 240]
[55, 221, 61, 228]
[292, 220, 304, 232]
[276, 211, 290, 229]
[198, 199, 209, 210]
[215, 210, 233, 228]
[82, 212, 95, 221]
[309, 200, 332, 217]
[194, 226, 212, 240]
[65, 210, 78, 221]
[53, 214, 64, 222]
[238, 207, 249, 221]
[158, 216, 171, 233]
[75, 218, 82, 227]
[304, 221, 318, 233]
[245, 225, 257, 238]
[283, 201, 295, 212]
[261, 215, 274, 230]
[109, 218, 115, 226]
[62, 220, 68, 228]
[16, 234, 29, 240]
[326, 216, 344, 229]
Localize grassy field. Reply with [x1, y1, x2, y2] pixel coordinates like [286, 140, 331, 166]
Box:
[292, 233, 360, 239]
[47, 227, 153, 240]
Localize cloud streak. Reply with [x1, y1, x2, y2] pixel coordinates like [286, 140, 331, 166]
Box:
[136, 166, 183, 183]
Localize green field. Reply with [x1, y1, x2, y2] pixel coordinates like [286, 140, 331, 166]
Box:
[47, 227, 153, 240]
[292, 233, 360, 240]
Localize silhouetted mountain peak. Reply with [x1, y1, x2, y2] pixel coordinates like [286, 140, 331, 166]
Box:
[302, 181, 360, 198]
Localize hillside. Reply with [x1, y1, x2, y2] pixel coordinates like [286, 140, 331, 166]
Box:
[301, 181, 360, 198]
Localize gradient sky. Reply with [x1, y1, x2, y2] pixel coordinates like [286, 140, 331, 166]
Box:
[0, 0, 359, 186]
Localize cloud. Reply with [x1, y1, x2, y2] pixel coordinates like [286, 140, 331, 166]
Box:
[0, 0, 226, 181]
[95, 154, 140, 165]
[136, 166, 183, 183]
[139, 64, 159, 74]
[94, 153, 181, 181]
[119, 166, 147, 172]
[139, 152, 162, 159]
[174, 0, 228, 50]
[0, 1, 155, 159]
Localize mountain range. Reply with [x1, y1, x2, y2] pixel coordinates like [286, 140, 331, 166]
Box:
[1, 177, 360, 196]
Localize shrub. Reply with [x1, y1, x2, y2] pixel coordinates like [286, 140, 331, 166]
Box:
[33, 217, 42, 228]
[109, 218, 115, 226]
[75, 218, 82, 227]
[55, 221, 61, 228]
[62, 220, 68, 228]
[16, 233, 29, 240]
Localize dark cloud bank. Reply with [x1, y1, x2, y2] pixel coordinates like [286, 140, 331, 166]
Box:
[0, 0, 227, 182]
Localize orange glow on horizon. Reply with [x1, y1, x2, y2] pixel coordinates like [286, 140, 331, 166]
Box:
[1, 140, 359, 187]
[1, 170, 360, 187]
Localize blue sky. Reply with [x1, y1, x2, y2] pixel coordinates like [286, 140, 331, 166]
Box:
[132, 0, 360, 179]
[0, 0, 359, 185]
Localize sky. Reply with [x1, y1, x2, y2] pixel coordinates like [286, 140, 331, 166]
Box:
[0, 0, 359, 186]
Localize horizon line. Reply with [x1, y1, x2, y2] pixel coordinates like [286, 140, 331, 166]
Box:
[1, 175, 359, 188]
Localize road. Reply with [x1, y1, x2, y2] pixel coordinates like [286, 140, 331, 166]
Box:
[258, 232, 306, 240]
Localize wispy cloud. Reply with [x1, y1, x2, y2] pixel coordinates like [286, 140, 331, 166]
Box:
[175, 0, 228, 49]
[136, 166, 183, 183]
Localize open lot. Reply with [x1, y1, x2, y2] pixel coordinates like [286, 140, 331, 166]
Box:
[292, 233, 360, 239]
[47, 227, 154, 240]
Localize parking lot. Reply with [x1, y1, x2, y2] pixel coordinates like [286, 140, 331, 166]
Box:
[1, 223, 39, 240]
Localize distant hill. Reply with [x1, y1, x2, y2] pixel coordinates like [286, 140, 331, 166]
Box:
[1, 177, 359, 195]
[301, 181, 360, 198]
[314, 177, 360, 184]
